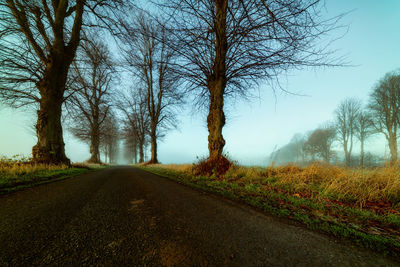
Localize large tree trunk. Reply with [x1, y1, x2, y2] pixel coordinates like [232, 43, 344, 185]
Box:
[207, 0, 228, 161]
[348, 136, 354, 166]
[207, 79, 226, 161]
[344, 153, 351, 166]
[134, 147, 137, 164]
[108, 143, 115, 164]
[148, 120, 158, 163]
[343, 138, 353, 166]
[150, 128, 158, 164]
[323, 150, 330, 163]
[344, 141, 350, 166]
[89, 126, 101, 164]
[388, 134, 398, 164]
[132, 141, 138, 164]
[32, 64, 70, 165]
[138, 140, 144, 163]
[360, 138, 365, 168]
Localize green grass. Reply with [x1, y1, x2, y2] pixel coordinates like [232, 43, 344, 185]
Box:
[0, 167, 90, 195]
[139, 165, 400, 258]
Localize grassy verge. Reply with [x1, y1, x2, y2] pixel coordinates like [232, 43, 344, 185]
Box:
[0, 167, 90, 195]
[0, 156, 106, 195]
[139, 164, 400, 258]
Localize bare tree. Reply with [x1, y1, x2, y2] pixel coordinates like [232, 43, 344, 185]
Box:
[121, 125, 138, 164]
[68, 38, 116, 163]
[334, 98, 361, 166]
[157, 0, 345, 165]
[303, 126, 336, 163]
[101, 111, 119, 164]
[355, 110, 374, 167]
[368, 71, 400, 164]
[118, 88, 150, 163]
[119, 14, 183, 163]
[290, 133, 307, 164]
[0, 1, 130, 164]
[268, 133, 306, 165]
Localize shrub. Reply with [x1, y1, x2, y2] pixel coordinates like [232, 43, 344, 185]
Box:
[192, 156, 233, 177]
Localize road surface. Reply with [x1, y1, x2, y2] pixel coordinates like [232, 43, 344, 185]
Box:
[0, 167, 398, 266]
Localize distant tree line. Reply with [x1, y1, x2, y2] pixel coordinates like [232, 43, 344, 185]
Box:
[269, 71, 400, 167]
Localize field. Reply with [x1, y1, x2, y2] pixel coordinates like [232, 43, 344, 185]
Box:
[140, 163, 400, 256]
[0, 155, 92, 194]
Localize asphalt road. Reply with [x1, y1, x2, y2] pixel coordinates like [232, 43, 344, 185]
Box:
[0, 166, 398, 266]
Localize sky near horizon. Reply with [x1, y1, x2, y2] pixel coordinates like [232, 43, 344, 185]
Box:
[1, 0, 400, 165]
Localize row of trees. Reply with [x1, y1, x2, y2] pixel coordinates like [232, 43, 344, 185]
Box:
[0, 0, 345, 165]
[67, 37, 117, 163]
[270, 71, 400, 167]
[0, 1, 130, 164]
[336, 71, 400, 166]
[68, 13, 185, 164]
[0, 1, 183, 164]
[117, 14, 183, 164]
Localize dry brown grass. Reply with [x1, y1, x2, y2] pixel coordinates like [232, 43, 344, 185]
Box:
[151, 162, 400, 208]
[0, 163, 70, 176]
[0, 155, 70, 176]
[258, 163, 400, 207]
[148, 164, 193, 173]
[0, 156, 92, 193]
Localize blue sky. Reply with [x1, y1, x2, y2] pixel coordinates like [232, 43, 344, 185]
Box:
[1, 0, 400, 164]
